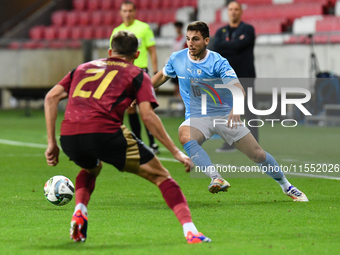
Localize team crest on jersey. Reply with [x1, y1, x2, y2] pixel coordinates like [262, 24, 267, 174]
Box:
[197, 69, 202, 75]
[226, 70, 236, 76]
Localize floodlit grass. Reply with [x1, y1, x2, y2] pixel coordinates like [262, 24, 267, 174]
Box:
[0, 109, 339, 255]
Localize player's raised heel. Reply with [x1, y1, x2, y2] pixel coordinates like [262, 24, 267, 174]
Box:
[208, 177, 230, 194]
[186, 231, 212, 244]
[70, 210, 88, 242]
[284, 185, 309, 202]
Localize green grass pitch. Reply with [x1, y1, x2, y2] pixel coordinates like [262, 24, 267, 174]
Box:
[0, 109, 339, 255]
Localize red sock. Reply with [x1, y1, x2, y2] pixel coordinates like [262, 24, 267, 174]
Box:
[75, 169, 96, 206]
[158, 178, 192, 225]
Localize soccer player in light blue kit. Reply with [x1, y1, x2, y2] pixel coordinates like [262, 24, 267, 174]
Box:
[152, 21, 308, 201]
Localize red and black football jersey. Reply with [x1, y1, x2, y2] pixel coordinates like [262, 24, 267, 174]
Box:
[58, 57, 158, 135]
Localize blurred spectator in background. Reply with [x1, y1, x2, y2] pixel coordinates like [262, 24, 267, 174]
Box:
[171, 21, 188, 97]
[110, 0, 159, 154]
[213, 0, 258, 152]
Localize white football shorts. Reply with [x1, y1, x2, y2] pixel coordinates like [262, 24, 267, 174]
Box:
[179, 115, 250, 145]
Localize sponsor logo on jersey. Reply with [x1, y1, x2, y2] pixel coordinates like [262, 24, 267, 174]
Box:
[226, 70, 236, 76]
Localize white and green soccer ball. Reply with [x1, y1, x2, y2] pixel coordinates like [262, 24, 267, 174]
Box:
[44, 175, 74, 206]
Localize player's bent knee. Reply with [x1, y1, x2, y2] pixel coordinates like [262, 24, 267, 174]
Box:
[252, 149, 266, 163]
[139, 157, 171, 185]
[86, 161, 103, 177]
[178, 133, 190, 146]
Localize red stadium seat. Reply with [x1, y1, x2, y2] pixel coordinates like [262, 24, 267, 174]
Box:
[22, 41, 39, 49]
[139, 0, 150, 10]
[102, 11, 116, 25]
[67, 40, 82, 49]
[88, 0, 100, 10]
[313, 34, 329, 44]
[113, 0, 124, 10]
[101, 0, 112, 9]
[29, 26, 45, 40]
[58, 27, 71, 40]
[150, 0, 160, 9]
[163, 9, 176, 24]
[294, 0, 327, 3]
[44, 26, 58, 40]
[330, 34, 340, 43]
[83, 26, 95, 39]
[160, 0, 171, 9]
[150, 10, 161, 23]
[48, 40, 67, 49]
[93, 26, 106, 39]
[316, 16, 340, 32]
[105, 26, 114, 38]
[173, 0, 183, 8]
[136, 9, 148, 22]
[51, 11, 67, 26]
[73, 0, 87, 11]
[91, 11, 103, 25]
[237, 0, 271, 4]
[70, 27, 84, 39]
[248, 19, 284, 34]
[7, 41, 21, 49]
[182, 0, 191, 7]
[66, 12, 80, 26]
[284, 35, 311, 44]
[35, 40, 47, 49]
[79, 11, 91, 26]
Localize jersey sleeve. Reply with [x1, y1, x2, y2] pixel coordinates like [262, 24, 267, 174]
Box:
[162, 54, 177, 78]
[217, 57, 240, 85]
[135, 71, 159, 108]
[144, 25, 156, 48]
[58, 69, 75, 93]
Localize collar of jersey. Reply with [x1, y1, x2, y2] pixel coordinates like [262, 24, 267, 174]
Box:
[187, 49, 210, 64]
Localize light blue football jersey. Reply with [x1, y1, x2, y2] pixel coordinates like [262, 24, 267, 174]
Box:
[163, 49, 239, 119]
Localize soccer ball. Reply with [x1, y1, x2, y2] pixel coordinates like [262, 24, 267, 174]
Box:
[44, 175, 74, 206]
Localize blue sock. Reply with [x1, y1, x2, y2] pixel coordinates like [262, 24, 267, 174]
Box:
[183, 140, 221, 179]
[257, 151, 291, 191]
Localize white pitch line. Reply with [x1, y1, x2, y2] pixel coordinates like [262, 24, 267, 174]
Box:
[211, 164, 340, 181]
[0, 139, 46, 148]
[284, 172, 340, 180]
[1, 138, 339, 180]
[157, 157, 180, 162]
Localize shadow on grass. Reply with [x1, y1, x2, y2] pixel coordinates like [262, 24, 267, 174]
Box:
[31, 240, 182, 251]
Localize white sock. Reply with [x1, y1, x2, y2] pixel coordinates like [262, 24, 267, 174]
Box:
[74, 203, 88, 217]
[183, 222, 198, 237]
[206, 166, 222, 179]
[276, 177, 292, 192]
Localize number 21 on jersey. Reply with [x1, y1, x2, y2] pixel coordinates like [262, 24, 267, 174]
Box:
[72, 69, 118, 99]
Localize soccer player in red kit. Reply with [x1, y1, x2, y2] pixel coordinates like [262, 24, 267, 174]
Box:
[44, 31, 211, 244]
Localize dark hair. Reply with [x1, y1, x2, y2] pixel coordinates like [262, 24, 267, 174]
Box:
[227, 0, 242, 8]
[110, 31, 138, 57]
[174, 21, 184, 28]
[120, 1, 136, 10]
[187, 21, 210, 39]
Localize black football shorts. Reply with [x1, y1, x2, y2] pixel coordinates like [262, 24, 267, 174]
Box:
[60, 125, 154, 171]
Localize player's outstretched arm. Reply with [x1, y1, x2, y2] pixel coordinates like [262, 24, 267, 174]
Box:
[139, 101, 191, 172]
[44, 84, 68, 166]
[151, 70, 170, 88]
[227, 82, 246, 129]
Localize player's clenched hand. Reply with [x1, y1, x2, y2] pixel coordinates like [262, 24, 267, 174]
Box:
[173, 150, 191, 172]
[45, 143, 60, 166]
[227, 108, 242, 129]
